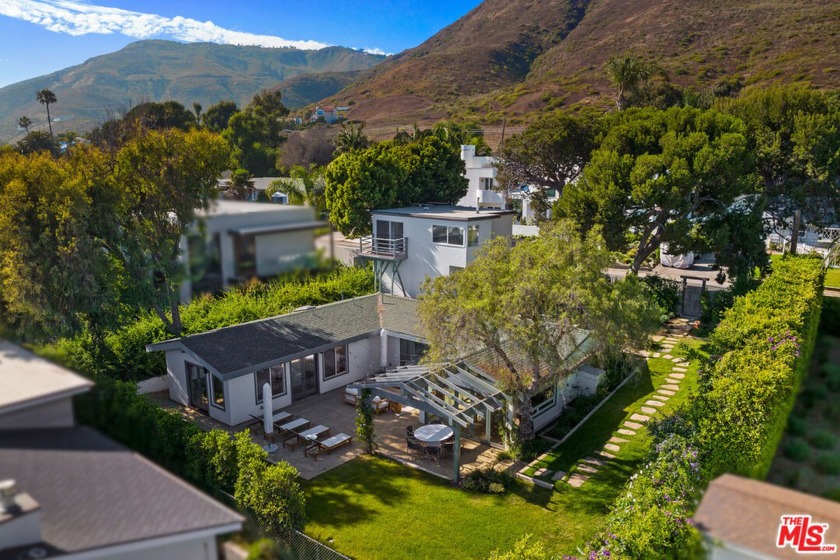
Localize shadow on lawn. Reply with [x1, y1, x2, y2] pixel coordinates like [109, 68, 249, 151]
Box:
[303, 455, 414, 528]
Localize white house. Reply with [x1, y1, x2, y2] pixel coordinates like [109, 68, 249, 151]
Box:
[181, 200, 324, 301]
[358, 205, 516, 297]
[309, 106, 340, 124]
[146, 294, 426, 427]
[457, 144, 559, 224]
[0, 340, 243, 560]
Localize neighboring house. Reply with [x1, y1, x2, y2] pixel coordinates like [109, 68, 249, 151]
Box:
[0, 340, 243, 560]
[358, 205, 516, 297]
[309, 106, 340, 124]
[216, 177, 294, 203]
[766, 221, 840, 257]
[181, 200, 324, 301]
[146, 294, 426, 427]
[695, 474, 840, 560]
[146, 293, 602, 433]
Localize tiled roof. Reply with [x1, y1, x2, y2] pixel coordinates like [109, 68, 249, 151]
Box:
[0, 427, 242, 559]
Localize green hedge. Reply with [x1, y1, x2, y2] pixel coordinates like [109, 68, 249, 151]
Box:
[49, 266, 374, 381]
[572, 255, 824, 560]
[76, 380, 306, 539]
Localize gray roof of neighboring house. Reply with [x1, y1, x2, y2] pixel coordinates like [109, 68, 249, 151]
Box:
[372, 205, 516, 222]
[0, 340, 93, 415]
[695, 474, 840, 560]
[0, 427, 243, 559]
[148, 294, 422, 377]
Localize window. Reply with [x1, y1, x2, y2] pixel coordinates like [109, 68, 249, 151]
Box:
[211, 375, 225, 410]
[479, 177, 494, 190]
[255, 365, 286, 403]
[399, 339, 428, 365]
[432, 224, 465, 246]
[234, 233, 256, 277]
[530, 386, 556, 416]
[324, 345, 348, 379]
[468, 225, 479, 246]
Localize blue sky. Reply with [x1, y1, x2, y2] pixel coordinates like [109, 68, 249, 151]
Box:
[0, 0, 483, 88]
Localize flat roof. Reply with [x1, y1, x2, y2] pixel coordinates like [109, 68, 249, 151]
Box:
[695, 474, 840, 559]
[147, 294, 423, 378]
[197, 200, 313, 217]
[372, 205, 517, 222]
[0, 341, 93, 415]
[229, 220, 326, 236]
[0, 427, 243, 559]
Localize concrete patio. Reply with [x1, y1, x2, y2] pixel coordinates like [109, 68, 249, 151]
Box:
[149, 386, 511, 481]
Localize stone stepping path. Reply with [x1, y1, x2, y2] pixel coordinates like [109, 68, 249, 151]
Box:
[547, 329, 695, 488]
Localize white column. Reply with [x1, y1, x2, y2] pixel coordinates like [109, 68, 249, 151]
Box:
[380, 329, 388, 370]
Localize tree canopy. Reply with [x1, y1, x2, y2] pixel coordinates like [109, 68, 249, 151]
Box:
[555, 106, 757, 275]
[418, 221, 658, 442]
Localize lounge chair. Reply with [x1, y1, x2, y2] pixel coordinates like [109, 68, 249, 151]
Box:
[304, 433, 353, 461]
[284, 425, 331, 451]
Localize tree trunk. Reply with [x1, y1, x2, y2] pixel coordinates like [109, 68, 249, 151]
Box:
[789, 209, 801, 255]
[515, 397, 536, 442]
[46, 104, 53, 141]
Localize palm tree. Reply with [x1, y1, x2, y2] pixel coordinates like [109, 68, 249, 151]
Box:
[224, 168, 256, 200]
[334, 122, 369, 154]
[604, 55, 662, 110]
[36, 89, 57, 141]
[18, 116, 32, 134]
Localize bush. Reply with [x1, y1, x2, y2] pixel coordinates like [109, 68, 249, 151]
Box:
[641, 275, 680, 322]
[816, 454, 840, 476]
[823, 364, 840, 392]
[783, 438, 811, 461]
[823, 487, 840, 502]
[787, 416, 807, 437]
[460, 467, 514, 494]
[809, 430, 837, 450]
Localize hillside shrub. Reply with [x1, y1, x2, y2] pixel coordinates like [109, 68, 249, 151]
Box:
[816, 454, 840, 476]
[787, 416, 807, 437]
[823, 364, 840, 392]
[54, 266, 374, 381]
[461, 467, 514, 494]
[783, 438, 810, 462]
[809, 430, 837, 450]
[641, 275, 681, 322]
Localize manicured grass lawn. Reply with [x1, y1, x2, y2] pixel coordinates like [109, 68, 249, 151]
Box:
[303, 455, 599, 560]
[826, 267, 840, 289]
[303, 337, 710, 560]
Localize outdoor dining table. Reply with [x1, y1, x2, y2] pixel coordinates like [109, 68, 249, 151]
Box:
[413, 424, 454, 443]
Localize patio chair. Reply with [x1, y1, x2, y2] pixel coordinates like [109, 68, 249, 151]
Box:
[442, 441, 454, 457]
[304, 433, 353, 461]
[372, 396, 390, 414]
[406, 425, 414, 437]
[424, 443, 442, 464]
[406, 437, 424, 459]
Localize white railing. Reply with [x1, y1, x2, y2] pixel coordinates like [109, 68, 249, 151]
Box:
[359, 236, 407, 257]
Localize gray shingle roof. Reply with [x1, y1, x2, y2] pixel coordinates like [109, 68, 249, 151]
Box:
[0, 427, 242, 559]
[149, 294, 423, 377]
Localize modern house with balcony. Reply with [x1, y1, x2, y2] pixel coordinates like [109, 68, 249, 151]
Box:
[357, 205, 516, 297]
[181, 200, 324, 301]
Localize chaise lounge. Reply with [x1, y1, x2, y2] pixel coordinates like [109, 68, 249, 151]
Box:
[304, 433, 353, 461]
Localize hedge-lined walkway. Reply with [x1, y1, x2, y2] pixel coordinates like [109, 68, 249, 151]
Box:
[520, 324, 706, 489]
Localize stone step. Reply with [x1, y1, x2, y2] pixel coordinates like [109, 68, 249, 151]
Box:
[640, 406, 658, 415]
[617, 428, 636, 436]
[534, 467, 549, 476]
[581, 456, 607, 467]
[604, 443, 621, 452]
[567, 473, 589, 487]
[645, 399, 666, 407]
[673, 366, 688, 372]
[598, 451, 617, 459]
[551, 470, 566, 481]
[577, 463, 599, 474]
[658, 389, 676, 396]
[665, 379, 682, 385]
[662, 354, 674, 359]
[630, 413, 651, 422]
[623, 421, 644, 430]
[609, 436, 629, 444]
[671, 372, 686, 379]
[652, 352, 661, 358]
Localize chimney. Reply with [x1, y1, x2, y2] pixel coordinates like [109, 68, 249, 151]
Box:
[0, 480, 44, 552]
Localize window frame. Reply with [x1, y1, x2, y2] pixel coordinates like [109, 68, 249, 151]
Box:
[467, 224, 480, 246]
[210, 374, 226, 411]
[323, 345, 349, 380]
[432, 224, 466, 247]
[255, 364, 287, 404]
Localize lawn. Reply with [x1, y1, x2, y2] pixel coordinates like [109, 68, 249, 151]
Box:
[826, 267, 840, 289]
[303, 455, 598, 560]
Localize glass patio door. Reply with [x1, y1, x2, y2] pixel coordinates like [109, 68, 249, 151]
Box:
[186, 362, 209, 413]
[290, 354, 319, 402]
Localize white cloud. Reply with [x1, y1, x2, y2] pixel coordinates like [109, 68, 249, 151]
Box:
[0, 0, 332, 50]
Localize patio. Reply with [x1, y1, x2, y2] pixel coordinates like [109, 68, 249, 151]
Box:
[149, 387, 510, 480]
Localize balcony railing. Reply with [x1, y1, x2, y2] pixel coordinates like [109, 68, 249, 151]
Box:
[359, 236, 407, 258]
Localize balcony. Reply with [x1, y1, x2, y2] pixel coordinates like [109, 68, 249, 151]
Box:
[358, 236, 408, 260]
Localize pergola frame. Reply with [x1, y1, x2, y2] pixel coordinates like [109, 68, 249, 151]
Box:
[350, 362, 506, 482]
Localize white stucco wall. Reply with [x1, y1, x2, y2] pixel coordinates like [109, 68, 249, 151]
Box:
[0, 398, 75, 430]
[458, 145, 505, 209]
[374, 212, 513, 297]
[255, 229, 317, 277]
[90, 534, 220, 560]
[166, 352, 189, 406]
[319, 336, 380, 394]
